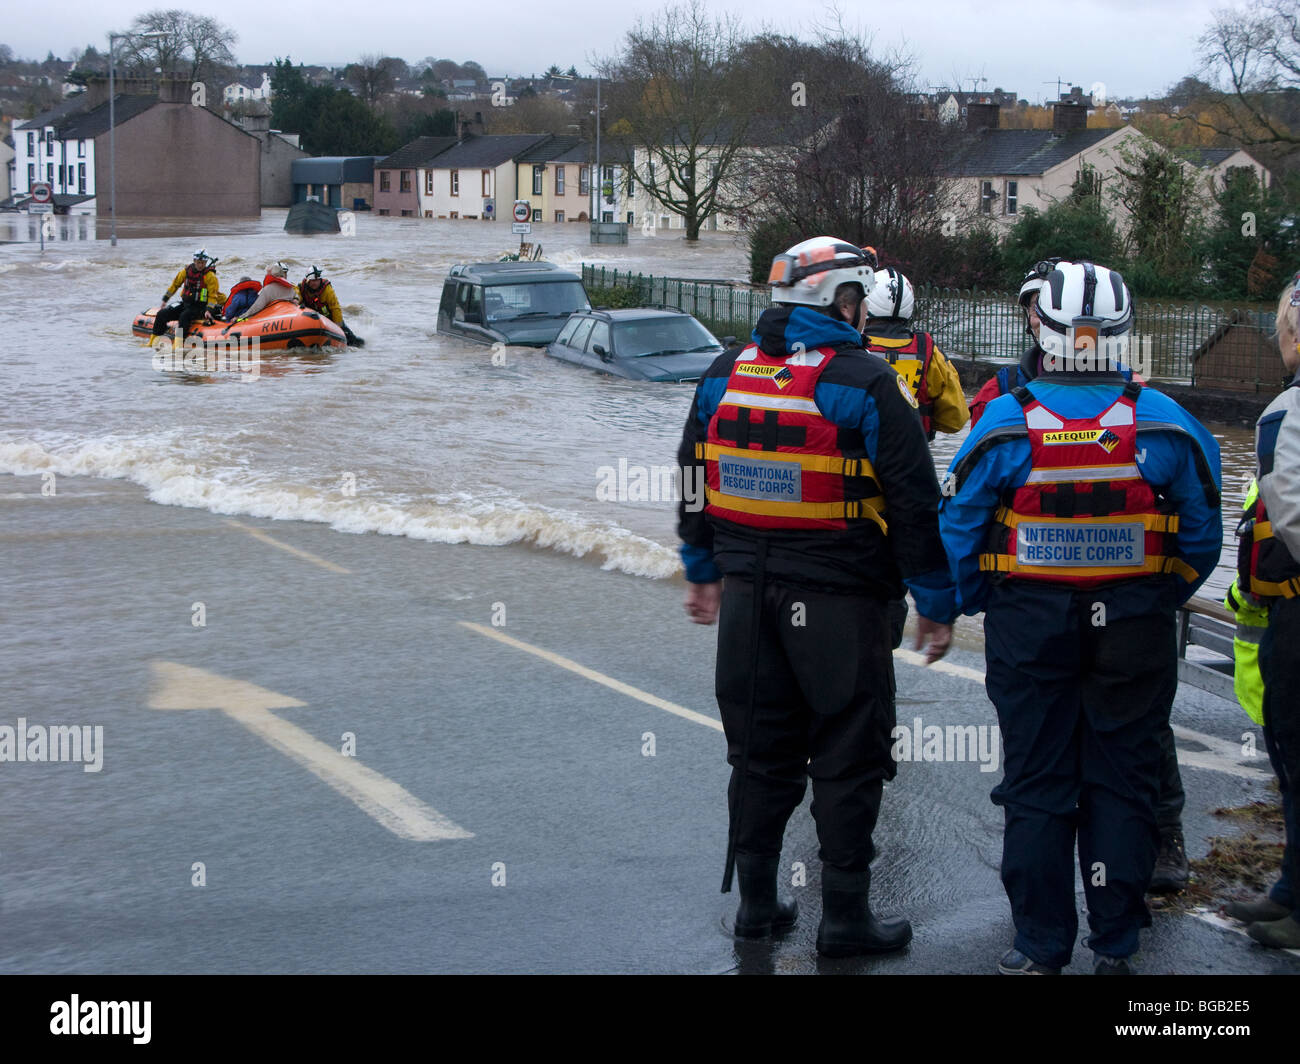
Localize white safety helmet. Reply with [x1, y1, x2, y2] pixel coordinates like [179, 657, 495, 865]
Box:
[864, 267, 915, 321]
[1035, 260, 1133, 371]
[1018, 257, 1063, 308]
[269, 260, 289, 279]
[768, 237, 876, 308]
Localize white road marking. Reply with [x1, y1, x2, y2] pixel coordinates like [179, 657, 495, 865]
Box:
[458, 622, 724, 733]
[148, 661, 471, 841]
[225, 518, 351, 574]
[1188, 906, 1300, 957]
[892, 650, 1272, 780]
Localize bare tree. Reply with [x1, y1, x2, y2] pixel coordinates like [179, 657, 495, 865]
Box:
[602, 0, 757, 240]
[118, 10, 236, 88]
[344, 54, 403, 108]
[1195, 0, 1299, 146]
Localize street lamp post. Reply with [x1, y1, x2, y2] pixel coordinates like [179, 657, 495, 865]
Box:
[108, 29, 166, 247]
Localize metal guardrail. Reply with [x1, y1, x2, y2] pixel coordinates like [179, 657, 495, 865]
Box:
[1177, 597, 1237, 702]
[581, 265, 1278, 384]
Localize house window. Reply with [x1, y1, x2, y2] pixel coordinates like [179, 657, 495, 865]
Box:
[27, 163, 35, 186]
[426, 171, 434, 194]
[579, 166, 590, 195]
[555, 210, 565, 223]
[602, 211, 613, 223]
[532, 209, 542, 223]
[79, 163, 86, 195]
[378, 208, 390, 216]
[450, 170, 459, 196]
[626, 211, 634, 225]
[66, 165, 75, 187]
[27, 132, 35, 155]
[379, 171, 390, 191]
[401, 209, 413, 216]
[47, 163, 53, 184]
[425, 210, 433, 218]
[532, 165, 544, 196]
[1005, 180, 1018, 215]
[400, 170, 411, 192]
[77, 140, 85, 158]
[555, 166, 566, 195]
[481, 169, 491, 196]
[980, 180, 994, 214]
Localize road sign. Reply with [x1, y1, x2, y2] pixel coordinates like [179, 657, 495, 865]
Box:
[31, 182, 52, 204]
[512, 221, 532, 235]
[512, 200, 531, 223]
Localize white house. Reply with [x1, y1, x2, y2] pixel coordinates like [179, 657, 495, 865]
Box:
[223, 73, 272, 106]
[418, 133, 549, 220]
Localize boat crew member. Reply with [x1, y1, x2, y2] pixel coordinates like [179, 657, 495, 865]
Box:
[676, 236, 957, 957]
[151, 249, 220, 344]
[298, 266, 363, 346]
[940, 261, 1222, 974]
[1221, 275, 1300, 949]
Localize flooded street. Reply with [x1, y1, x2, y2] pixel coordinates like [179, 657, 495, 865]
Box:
[0, 209, 1257, 599]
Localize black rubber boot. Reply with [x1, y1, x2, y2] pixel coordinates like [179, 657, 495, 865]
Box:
[1148, 827, 1189, 894]
[1222, 896, 1290, 923]
[816, 866, 912, 957]
[734, 855, 797, 938]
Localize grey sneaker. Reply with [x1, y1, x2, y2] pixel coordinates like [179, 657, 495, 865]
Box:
[998, 948, 1060, 975]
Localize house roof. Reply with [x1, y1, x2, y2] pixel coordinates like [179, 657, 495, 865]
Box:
[943, 127, 1121, 177]
[1187, 147, 1238, 168]
[515, 136, 583, 163]
[56, 94, 157, 140]
[377, 136, 459, 169]
[15, 93, 97, 130]
[426, 133, 552, 169]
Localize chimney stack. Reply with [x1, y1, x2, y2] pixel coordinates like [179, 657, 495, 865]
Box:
[966, 102, 1000, 131]
[1052, 100, 1087, 133]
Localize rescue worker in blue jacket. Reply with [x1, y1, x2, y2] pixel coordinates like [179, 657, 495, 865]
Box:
[677, 236, 957, 958]
[971, 258, 1192, 896]
[939, 261, 1222, 974]
[1222, 274, 1300, 949]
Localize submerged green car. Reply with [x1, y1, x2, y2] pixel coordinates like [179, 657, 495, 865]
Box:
[437, 262, 592, 347]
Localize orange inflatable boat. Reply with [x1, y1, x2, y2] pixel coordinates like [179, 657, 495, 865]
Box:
[132, 299, 347, 351]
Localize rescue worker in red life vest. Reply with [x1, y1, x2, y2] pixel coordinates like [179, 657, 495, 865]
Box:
[222, 276, 261, 322]
[1224, 274, 1300, 949]
[969, 261, 1190, 896]
[860, 266, 969, 441]
[237, 261, 298, 320]
[152, 249, 221, 344]
[676, 236, 958, 957]
[298, 266, 363, 346]
[939, 261, 1222, 974]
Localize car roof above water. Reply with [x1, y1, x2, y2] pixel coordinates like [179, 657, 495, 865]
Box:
[447, 261, 583, 285]
[574, 308, 693, 322]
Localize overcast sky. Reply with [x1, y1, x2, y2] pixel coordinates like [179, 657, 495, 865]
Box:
[7, 0, 1225, 102]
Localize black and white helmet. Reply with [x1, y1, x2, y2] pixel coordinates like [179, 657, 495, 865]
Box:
[1018, 257, 1063, 308]
[864, 267, 915, 321]
[1035, 261, 1133, 370]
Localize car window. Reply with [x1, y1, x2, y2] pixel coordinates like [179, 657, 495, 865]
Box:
[588, 321, 611, 354]
[555, 318, 581, 345]
[568, 318, 596, 351]
[483, 281, 589, 321]
[613, 316, 720, 357]
[454, 283, 482, 321]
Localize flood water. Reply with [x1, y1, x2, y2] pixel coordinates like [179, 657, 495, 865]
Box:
[0, 209, 1256, 602]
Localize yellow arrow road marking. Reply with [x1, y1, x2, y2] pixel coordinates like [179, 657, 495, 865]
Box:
[149, 661, 471, 841]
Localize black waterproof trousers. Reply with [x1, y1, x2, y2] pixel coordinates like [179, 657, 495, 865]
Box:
[716, 578, 897, 874]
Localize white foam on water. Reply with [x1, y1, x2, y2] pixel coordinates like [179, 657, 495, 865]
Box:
[0, 435, 681, 580]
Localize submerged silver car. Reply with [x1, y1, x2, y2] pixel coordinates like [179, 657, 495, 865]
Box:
[545, 308, 728, 381]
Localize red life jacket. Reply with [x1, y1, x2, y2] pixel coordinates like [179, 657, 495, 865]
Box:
[697, 344, 886, 533]
[299, 278, 328, 312]
[221, 279, 260, 316]
[864, 332, 935, 436]
[182, 262, 210, 301]
[261, 274, 295, 300]
[1239, 492, 1300, 599]
[979, 381, 1193, 587]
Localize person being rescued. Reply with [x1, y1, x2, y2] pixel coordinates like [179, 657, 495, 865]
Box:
[235, 261, 299, 320]
[298, 266, 363, 346]
[151, 249, 222, 345]
[222, 276, 262, 322]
